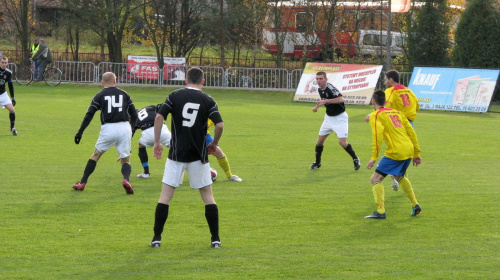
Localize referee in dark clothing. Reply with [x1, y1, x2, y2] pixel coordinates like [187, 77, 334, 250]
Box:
[150, 67, 223, 249]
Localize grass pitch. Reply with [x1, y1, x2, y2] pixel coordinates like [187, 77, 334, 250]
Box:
[0, 83, 499, 279]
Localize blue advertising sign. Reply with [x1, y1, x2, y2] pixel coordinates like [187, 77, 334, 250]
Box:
[409, 67, 499, 112]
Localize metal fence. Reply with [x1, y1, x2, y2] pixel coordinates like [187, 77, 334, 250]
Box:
[7, 60, 411, 91]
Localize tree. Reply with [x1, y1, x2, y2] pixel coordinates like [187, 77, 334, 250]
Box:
[407, 0, 451, 69]
[0, 0, 32, 64]
[141, 0, 170, 69]
[65, 0, 143, 63]
[452, 0, 500, 68]
[169, 0, 206, 58]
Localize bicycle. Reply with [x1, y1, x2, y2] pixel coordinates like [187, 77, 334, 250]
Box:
[16, 60, 62, 86]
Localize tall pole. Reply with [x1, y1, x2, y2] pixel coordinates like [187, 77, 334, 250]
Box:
[385, 0, 392, 71]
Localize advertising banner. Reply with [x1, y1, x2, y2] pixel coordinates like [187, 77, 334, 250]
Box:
[127, 55, 186, 81]
[294, 63, 383, 105]
[409, 67, 499, 113]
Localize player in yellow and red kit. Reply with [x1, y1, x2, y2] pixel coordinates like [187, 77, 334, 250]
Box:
[206, 119, 242, 182]
[364, 90, 422, 219]
[384, 70, 419, 124]
[366, 70, 420, 191]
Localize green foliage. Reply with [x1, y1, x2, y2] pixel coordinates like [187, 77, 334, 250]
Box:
[1, 83, 499, 279]
[452, 0, 500, 68]
[407, 0, 451, 68]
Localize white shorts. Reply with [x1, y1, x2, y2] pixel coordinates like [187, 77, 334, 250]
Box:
[162, 159, 212, 189]
[95, 122, 132, 158]
[0, 92, 12, 106]
[139, 125, 171, 148]
[319, 112, 349, 138]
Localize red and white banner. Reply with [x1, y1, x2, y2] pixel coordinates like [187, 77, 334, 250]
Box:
[294, 63, 383, 105]
[127, 55, 186, 81]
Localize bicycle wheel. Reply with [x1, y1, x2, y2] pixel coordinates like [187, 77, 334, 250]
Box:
[44, 68, 62, 86]
[16, 67, 33, 85]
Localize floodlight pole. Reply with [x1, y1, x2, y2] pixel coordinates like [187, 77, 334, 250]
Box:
[385, 0, 392, 71]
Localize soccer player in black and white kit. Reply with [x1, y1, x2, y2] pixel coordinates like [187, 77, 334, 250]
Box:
[134, 104, 172, 178]
[72, 72, 138, 194]
[0, 57, 18, 135]
[150, 67, 223, 249]
[310, 71, 360, 170]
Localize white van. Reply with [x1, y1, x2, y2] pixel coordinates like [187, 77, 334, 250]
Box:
[358, 29, 405, 57]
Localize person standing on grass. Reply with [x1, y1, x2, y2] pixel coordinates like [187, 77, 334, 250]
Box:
[206, 119, 242, 182]
[365, 90, 422, 219]
[310, 71, 360, 171]
[31, 38, 53, 81]
[0, 57, 18, 136]
[72, 72, 138, 194]
[134, 104, 172, 179]
[365, 70, 420, 192]
[150, 67, 222, 249]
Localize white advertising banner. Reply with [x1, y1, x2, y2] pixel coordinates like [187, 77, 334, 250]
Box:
[294, 63, 383, 105]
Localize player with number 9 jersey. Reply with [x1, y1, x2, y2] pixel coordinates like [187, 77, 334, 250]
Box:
[151, 67, 223, 249]
[157, 88, 222, 164]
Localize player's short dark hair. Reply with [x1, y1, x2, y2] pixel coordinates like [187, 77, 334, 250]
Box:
[385, 70, 400, 84]
[187, 67, 204, 85]
[372, 90, 386, 106]
[0, 56, 8, 61]
[316, 71, 327, 78]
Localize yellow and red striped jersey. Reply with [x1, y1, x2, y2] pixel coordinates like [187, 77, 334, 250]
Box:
[369, 107, 420, 161]
[385, 85, 419, 122]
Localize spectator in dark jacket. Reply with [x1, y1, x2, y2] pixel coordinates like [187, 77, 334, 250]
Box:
[31, 39, 53, 81]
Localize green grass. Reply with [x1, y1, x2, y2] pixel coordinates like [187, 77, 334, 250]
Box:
[1, 83, 499, 279]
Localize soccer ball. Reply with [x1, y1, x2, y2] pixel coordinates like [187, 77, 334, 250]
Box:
[210, 167, 217, 182]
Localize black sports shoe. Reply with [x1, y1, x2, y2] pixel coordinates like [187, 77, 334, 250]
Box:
[411, 204, 422, 216]
[353, 158, 360, 170]
[11, 128, 17, 136]
[309, 162, 321, 170]
[211, 241, 221, 248]
[150, 236, 161, 248]
[364, 211, 386, 219]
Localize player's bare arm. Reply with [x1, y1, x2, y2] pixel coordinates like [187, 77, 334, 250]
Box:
[367, 159, 376, 169]
[153, 113, 164, 159]
[207, 122, 224, 153]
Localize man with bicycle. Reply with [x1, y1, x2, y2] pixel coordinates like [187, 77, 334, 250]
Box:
[0, 57, 17, 135]
[31, 38, 53, 82]
[30, 38, 40, 79]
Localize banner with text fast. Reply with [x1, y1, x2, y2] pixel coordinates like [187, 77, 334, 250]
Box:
[294, 63, 383, 105]
[127, 55, 186, 81]
[409, 67, 499, 113]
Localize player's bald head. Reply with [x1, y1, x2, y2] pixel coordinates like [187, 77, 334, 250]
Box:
[101, 72, 116, 86]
